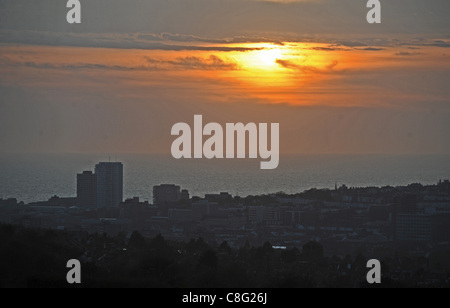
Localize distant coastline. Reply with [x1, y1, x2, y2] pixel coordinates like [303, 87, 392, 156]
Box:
[1, 153, 449, 204]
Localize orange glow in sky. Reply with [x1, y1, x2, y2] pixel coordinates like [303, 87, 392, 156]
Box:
[0, 42, 449, 109]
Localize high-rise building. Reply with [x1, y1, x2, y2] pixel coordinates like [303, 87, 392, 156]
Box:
[76, 171, 97, 208]
[95, 162, 123, 208]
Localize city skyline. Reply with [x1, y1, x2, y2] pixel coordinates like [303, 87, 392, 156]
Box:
[6, 157, 450, 206]
[1, 162, 449, 266]
[1, 157, 450, 288]
[2, 153, 450, 206]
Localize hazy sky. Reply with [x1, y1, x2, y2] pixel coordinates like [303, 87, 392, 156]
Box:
[0, 0, 449, 155]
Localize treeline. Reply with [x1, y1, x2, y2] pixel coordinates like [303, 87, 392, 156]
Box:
[0, 224, 448, 288]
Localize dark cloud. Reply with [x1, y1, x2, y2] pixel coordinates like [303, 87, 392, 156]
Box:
[326, 61, 339, 70]
[136, 33, 284, 45]
[0, 54, 239, 72]
[333, 41, 369, 48]
[356, 47, 386, 51]
[1, 0, 449, 49]
[0, 57, 148, 71]
[145, 55, 239, 70]
[418, 40, 450, 48]
[308, 46, 347, 52]
[395, 52, 424, 56]
[0, 30, 264, 52]
[276, 59, 339, 73]
[0, 29, 448, 54]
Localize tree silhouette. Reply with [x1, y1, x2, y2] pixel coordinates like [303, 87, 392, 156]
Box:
[219, 241, 231, 254]
[128, 231, 145, 249]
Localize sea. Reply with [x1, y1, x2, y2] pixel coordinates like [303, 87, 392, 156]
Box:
[0, 153, 449, 204]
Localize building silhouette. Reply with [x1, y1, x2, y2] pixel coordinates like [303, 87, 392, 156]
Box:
[180, 189, 190, 201]
[95, 162, 123, 208]
[153, 184, 181, 206]
[395, 214, 432, 242]
[76, 171, 97, 208]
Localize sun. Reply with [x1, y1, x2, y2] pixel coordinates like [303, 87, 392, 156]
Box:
[229, 44, 287, 71]
[258, 48, 283, 66]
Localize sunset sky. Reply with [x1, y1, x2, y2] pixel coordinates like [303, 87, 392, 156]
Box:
[0, 0, 449, 155]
